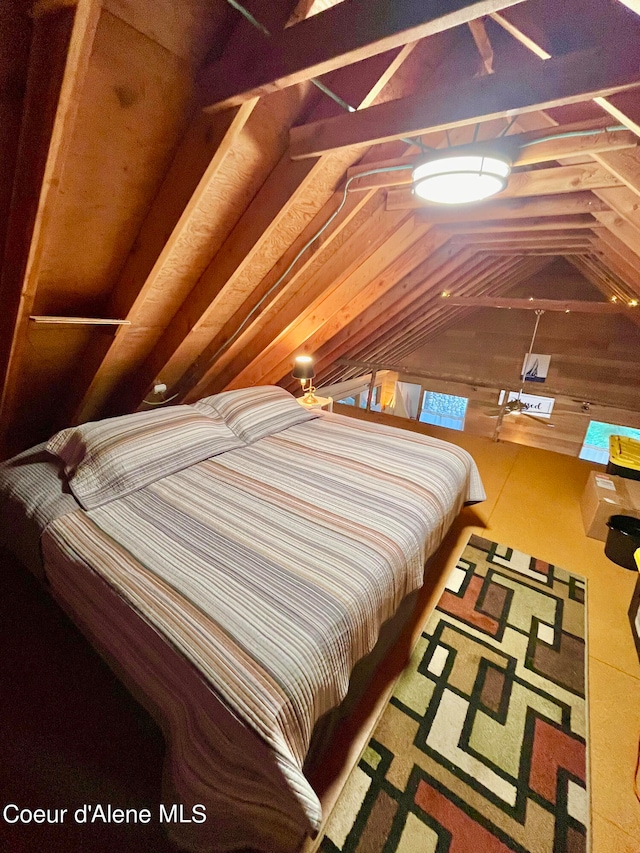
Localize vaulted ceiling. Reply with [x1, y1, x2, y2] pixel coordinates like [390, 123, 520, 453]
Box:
[1, 0, 640, 456]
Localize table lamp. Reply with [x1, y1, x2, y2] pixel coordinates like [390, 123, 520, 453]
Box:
[292, 355, 318, 405]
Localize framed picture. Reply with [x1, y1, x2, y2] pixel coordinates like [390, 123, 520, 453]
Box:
[521, 353, 551, 383]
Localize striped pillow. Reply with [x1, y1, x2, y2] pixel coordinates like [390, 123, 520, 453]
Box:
[46, 406, 244, 510]
[193, 385, 319, 444]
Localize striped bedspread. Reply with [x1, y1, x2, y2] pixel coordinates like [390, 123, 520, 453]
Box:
[41, 412, 484, 841]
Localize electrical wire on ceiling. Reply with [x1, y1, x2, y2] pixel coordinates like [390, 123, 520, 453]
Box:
[518, 125, 627, 148]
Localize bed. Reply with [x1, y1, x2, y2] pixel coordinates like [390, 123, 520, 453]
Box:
[0, 385, 485, 852]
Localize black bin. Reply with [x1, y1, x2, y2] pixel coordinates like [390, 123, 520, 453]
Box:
[605, 515, 640, 571]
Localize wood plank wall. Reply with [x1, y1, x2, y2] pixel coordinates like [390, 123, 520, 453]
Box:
[384, 261, 640, 456]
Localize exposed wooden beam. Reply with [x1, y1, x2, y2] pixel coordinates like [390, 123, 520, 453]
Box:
[0, 0, 102, 447]
[447, 216, 601, 233]
[451, 230, 596, 244]
[593, 186, 640, 233]
[592, 244, 640, 300]
[488, 11, 550, 59]
[592, 148, 640, 200]
[593, 210, 640, 263]
[198, 0, 528, 110]
[359, 254, 529, 364]
[289, 46, 640, 159]
[70, 98, 259, 424]
[293, 244, 481, 381]
[472, 249, 592, 255]
[568, 255, 624, 299]
[386, 163, 622, 210]
[345, 126, 637, 191]
[219, 222, 451, 394]
[441, 296, 628, 312]
[489, 9, 640, 138]
[115, 44, 422, 413]
[468, 18, 494, 75]
[416, 193, 610, 222]
[567, 256, 640, 326]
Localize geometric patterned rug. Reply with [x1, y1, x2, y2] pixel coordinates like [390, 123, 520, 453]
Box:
[316, 535, 589, 853]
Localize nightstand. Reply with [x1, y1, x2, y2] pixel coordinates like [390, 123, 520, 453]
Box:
[296, 395, 333, 412]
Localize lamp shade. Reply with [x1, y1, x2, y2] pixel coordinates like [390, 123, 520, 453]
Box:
[412, 149, 511, 205]
[292, 355, 315, 380]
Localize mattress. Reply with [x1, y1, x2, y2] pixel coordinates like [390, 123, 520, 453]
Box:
[1, 405, 485, 852]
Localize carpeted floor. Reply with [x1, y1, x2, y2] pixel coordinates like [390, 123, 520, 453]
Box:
[0, 547, 182, 853]
[316, 535, 590, 853]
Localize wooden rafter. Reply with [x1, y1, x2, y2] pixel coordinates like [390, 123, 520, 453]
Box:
[182, 198, 422, 400]
[386, 163, 622, 210]
[357, 255, 529, 364]
[285, 243, 483, 383]
[345, 125, 638, 192]
[489, 7, 640, 138]
[289, 46, 640, 159]
[468, 18, 494, 75]
[217, 223, 453, 395]
[71, 99, 259, 424]
[0, 0, 102, 446]
[386, 262, 558, 360]
[198, 0, 528, 110]
[312, 252, 547, 380]
[447, 216, 601, 233]
[417, 193, 610, 222]
[441, 296, 629, 312]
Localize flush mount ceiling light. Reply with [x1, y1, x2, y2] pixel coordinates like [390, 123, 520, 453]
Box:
[412, 145, 512, 205]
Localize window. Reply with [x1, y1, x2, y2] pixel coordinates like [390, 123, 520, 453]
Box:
[337, 387, 383, 411]
[579, 421, 640, 465]
[419, 390, 468, 431]
[498, 390, 555, 418]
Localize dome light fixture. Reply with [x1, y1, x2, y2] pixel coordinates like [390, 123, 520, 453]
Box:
[412, 144, 512, 205]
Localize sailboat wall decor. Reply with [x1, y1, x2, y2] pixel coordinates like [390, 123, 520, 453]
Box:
[521, 353, 551, 383]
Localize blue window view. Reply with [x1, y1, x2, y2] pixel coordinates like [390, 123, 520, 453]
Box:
[579, 420, 640, 464]
[337, 395, 356, 406]
[419, 390, 468, 431]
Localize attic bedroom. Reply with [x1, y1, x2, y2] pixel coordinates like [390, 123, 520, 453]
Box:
[1, 1, 640, 852]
